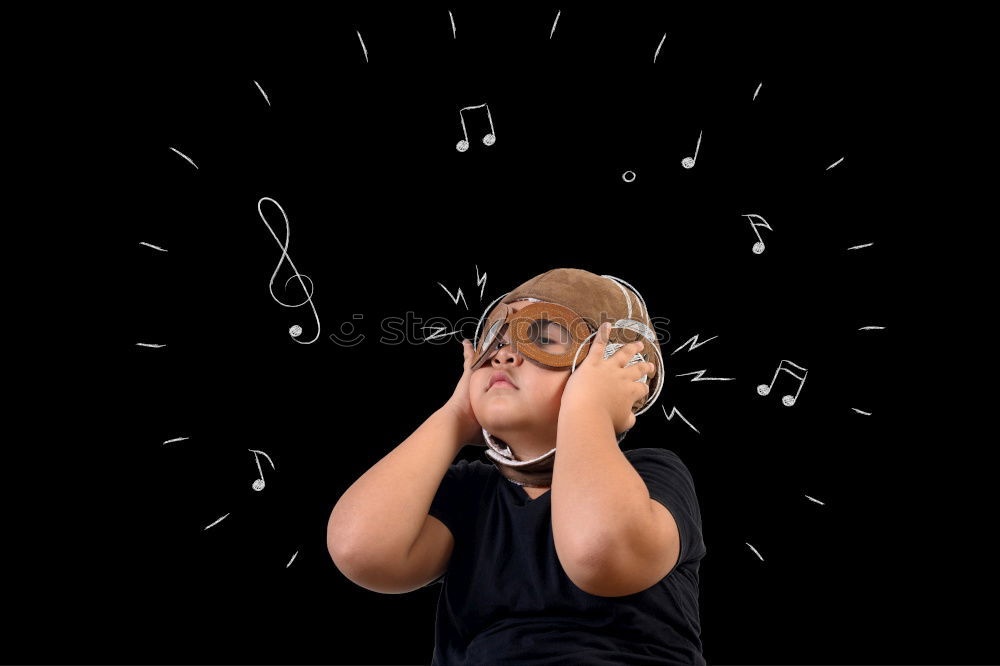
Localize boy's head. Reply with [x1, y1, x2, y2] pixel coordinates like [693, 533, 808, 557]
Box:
[468, 268, 665, 486]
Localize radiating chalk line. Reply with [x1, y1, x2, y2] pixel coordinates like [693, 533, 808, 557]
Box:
[858, 325, 885, 331]
[286, 551, 299, 568]
[253, 80, 270, 106]
[676, 369, 735, 382]
[424, 325, 462, 342]
[804, 495, 826, 506]
[847, 242, 873, 251]
[438, 282, 469, 309]
[204, 513, 230, 530]
[475, 265, 488, 300]
[753, 82, 762, 100]
[661, 405, 700, 434]
[826, 156, 845, 170]
[139, 242, 167, 252]
[550, 10, 561, 39]
[449, 11, 456, 39]
[851, 407, 872, 416]
[746, 542, 765, 561]
[162, 436, 189, 445]
[357, 30, 368, 63]
[671, 334, 718, 355]
[653, 33, 667, 63]
[136, 343, 166, 348]
[169, 147, 198, 169]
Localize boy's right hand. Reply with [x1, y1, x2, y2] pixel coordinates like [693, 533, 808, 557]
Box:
[442, 339, 488, 448]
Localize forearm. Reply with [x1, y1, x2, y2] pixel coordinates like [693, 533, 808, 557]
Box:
[551, 403, 656, 570]
[327, 406, 465, 567]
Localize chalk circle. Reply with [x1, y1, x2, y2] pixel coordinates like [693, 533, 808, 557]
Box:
[483, 133, 496, 146]
[622, 170, 636, 183]
[681, 157, 695, 169]
[752, 242, 765, 255]
[289, 325, 303, 338]
[252, 479, 265, 491]
[456, 140, 470, 152]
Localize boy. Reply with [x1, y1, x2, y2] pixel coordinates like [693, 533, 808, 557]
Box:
[328, 268, 706, 665]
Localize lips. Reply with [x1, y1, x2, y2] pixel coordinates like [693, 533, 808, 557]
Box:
[488, 372, 518, 389]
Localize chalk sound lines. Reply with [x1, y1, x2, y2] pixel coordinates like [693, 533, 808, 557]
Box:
[858, 325, 885, 331]
[356, 30, 368, 63]
[253, 80, 270, 106]
[851, 407, 872, 416]
[437, 281, 469, 309]
[671, 334, 718, 355]
[136, 342, 166, 348]
[449, 11, 456, 38]
[550, 10, 561, 39]
[475, 265, 488, 300]
[622, 170, 636, 183]
[753, 82, 762, 100]
[681, 130, 702, 169]
[287, 550, 299, 568]
[661, 405, 700, 434]
[249, 449, 275, 492]
[653, 33, 667, 63]
[162, 436, 189, 445]
[204, 513, 230, 531]
[169, 146, 198, 169]
[139, 241, 167, 252]
[756, 359, 808, 406]
[826, 156, 845, 170]
[804, 494, 826, 506]
[456, 103, 496, 152]
[746, 542, 765, 562]
[847, 242, 874, 251]
[743, 214, 773, 254]
[257, 197, 322, 344]
[676, 369, 735, 382]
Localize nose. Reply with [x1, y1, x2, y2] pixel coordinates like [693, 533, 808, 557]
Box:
[491, 333, 523, 365]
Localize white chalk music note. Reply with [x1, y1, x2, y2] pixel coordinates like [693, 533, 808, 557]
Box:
[249, 449, 276, 491]
[456, 103, 496, 152]
[756, 360, 808, 406]
[681, 130, 702, 169]
[743, 214, 774, 254]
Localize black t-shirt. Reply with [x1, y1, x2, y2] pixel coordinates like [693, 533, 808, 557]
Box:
[426, 447, 706, 665]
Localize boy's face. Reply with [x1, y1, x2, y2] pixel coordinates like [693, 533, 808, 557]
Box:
[470, 300, 577, 448]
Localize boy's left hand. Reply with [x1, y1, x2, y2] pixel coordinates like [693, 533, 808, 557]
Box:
[560, 322, 656, 435]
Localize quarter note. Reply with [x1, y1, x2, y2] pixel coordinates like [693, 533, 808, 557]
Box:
[743, 214, 774, 254]
[249, 449, 276, 491]
[756, 360, 808, 406]
[456, 103, 496, 152]
[681, 130, 702, 169]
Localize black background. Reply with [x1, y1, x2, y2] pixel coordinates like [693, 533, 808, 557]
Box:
[19, 5, 989, 666]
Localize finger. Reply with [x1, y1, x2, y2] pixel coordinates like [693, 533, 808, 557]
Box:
[588, 322, 611, 360]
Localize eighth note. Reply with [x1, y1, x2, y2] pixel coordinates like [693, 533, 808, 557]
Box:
[456, 103, 496, 152]
[743, 214, 774, 255]
[756, 359, 808, 406]
[249, 449, 276, 491]
[681, 130, 702, 169]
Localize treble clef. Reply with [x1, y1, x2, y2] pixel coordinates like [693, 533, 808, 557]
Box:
[257, 196, 322, 344]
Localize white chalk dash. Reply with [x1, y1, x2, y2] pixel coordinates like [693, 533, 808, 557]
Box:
[851, 407, 872, 416]
[804, 494, 826, 506]
[847, 242, 874, 251]
[671, 334, 718, 355]
[139, 242, 167, 252]
[676, 369, 735, 382]
[653, 33, 667, 63]
[203, 513, 230, 531]
[449, 10, 456, 38]
[438, 282, 469, 309]
[858, 325, 885, 331]
[169, 146, 198, 169]
[162, 436, 189, 445]
[424, 325, 462, 342]
[286, 550, 299, 568]
[253, 80, 270, 106]
[746, 542, 765, 562]
[357, 29, 368, 63]
[753, 81, 762, 100]
[136, 342, 166, 348]
[661, 405, 700, 434]
[475, 265, 488, 300]
[826, 156, 845, 170]
[550, 10, 561, 39]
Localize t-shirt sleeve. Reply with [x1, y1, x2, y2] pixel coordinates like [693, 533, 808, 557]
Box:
[625, 447, 706, 577]
[428, 458, 481, 545]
